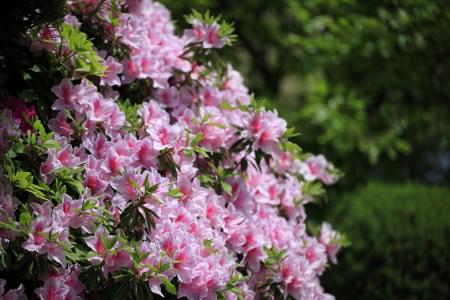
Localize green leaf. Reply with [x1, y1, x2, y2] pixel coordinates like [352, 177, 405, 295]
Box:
[159, 276, 177, 295]
[100, 235, 110, 251]
[240, 158, 248, 172]
[33, 119, 46, 139]
[283, 127, 300, 139]
[168, 188, 183, 198]
[219, 101, 234, 111]
[129, 179, 140, 190]
[65, 250, 81, 262]
[43, 139, 61, 150]
[82, 199, 97, 210]
[112, 281, 129, 299]
[198, 174, 214, 186]
[60, 23, 106, 77]
[281, 140, 302, 157]
[11, 140, 26, 154]
[221, 181, 232, 196]
[191, 132, 203, 146]
[183, 149, 194, 157]
[339, 233, 351, 247]
[157, 262, 172, 274]
[193, 146, 209, 158]
[19, 211, 32, 227]
[0, 221, 18, 231]
[65, 178, 84, 196]
[303, 181, 325, 197]
[203, 239, 213, 249]
[144, 175, 159, 195]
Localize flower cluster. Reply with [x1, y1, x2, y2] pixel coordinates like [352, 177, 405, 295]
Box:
[0, 1, 344, 299]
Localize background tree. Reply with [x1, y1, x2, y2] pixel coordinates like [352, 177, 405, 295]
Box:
[163, 0, 450, 188]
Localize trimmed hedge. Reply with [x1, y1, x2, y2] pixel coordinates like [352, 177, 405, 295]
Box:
[323, 182, 450, 300]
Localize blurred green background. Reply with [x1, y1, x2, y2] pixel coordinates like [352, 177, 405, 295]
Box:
[162, 0, 450, 298]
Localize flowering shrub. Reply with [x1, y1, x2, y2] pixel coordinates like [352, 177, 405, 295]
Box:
[0, 1, 346, 299]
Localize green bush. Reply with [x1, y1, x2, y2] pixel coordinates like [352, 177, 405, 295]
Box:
[0, 0, 66, 44]
[322, 182, 450, 299]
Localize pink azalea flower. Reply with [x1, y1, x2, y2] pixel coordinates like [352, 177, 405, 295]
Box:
[197, 107, 232, 150]
[104, 104, 126, 132]
[303, 238, 328, 275]
[138, 100, 170, 127]
[103, 250, 132, 275]
[110, 168, 144, 200]
[40, 149, 62, 182]
[30, 25, 60, 52]
[299, 155, 337, 185]
[243, 109, 287, 154]
[83, 133, 108, 158]
[86, 96, 115, 123]
[222, 64, 251, 105]
[122, 57, 141, 84]
[147, 122, 182, 150]
[85, 226, 109, 259]
[22, 212, 69, 267]
[85, 226, 131, 275]
[48, 111, 74, 137]
[100, 56, 123, 86]
[135, 138, 159, 169]
[0, 279, 27, 300]
[1, 96, 36, 132]
[35, 277, 71, 300]
[154, 86, 180, 108]
[184, 20, 207, 44]
[51, 79, 79, 111]
[22, 216, 51, 253]
[199, 86, 221, 107]
[204, 22, 227, 49]
[53, 194, 84, 228]
[56, 144, 81, 168]
[64, 15, 81, 28]
[102, 148, 127, 174]
[184, 21, 228, 49]
[173, 245, 196, 283]
[46, 230, 69, 267]
[319, 223, 342, 264]
[84, 169, 109, 195]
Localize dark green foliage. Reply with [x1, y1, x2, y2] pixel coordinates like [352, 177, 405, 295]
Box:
[322, 182, 450, 300]
[0, 0, 66, 44]
[163, 0, 450, 188]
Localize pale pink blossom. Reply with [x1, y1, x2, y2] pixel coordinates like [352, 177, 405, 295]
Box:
[100, 56, 123, 86]
[319, 223, 342, 264]
[0, 279, 27, 300]
[204, 23, 227, 48]
[51, 79, 79, 111]
[147, 122, 182, 150]
[135, 138, 159, 169]
[48, 111, 74, 137]
[242, 109, 287, 154]
[299, 155, 337, 185]
[30, 26, 60, 52]
[184, 20, 207, 44]
[34, 265, 84, 300]
[0, 97, 36, 132]
[138, 100, 170, 127]
[85, 227, 132, 275]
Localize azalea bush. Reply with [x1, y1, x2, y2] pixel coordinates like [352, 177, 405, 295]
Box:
[0, 1, 345, 299]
